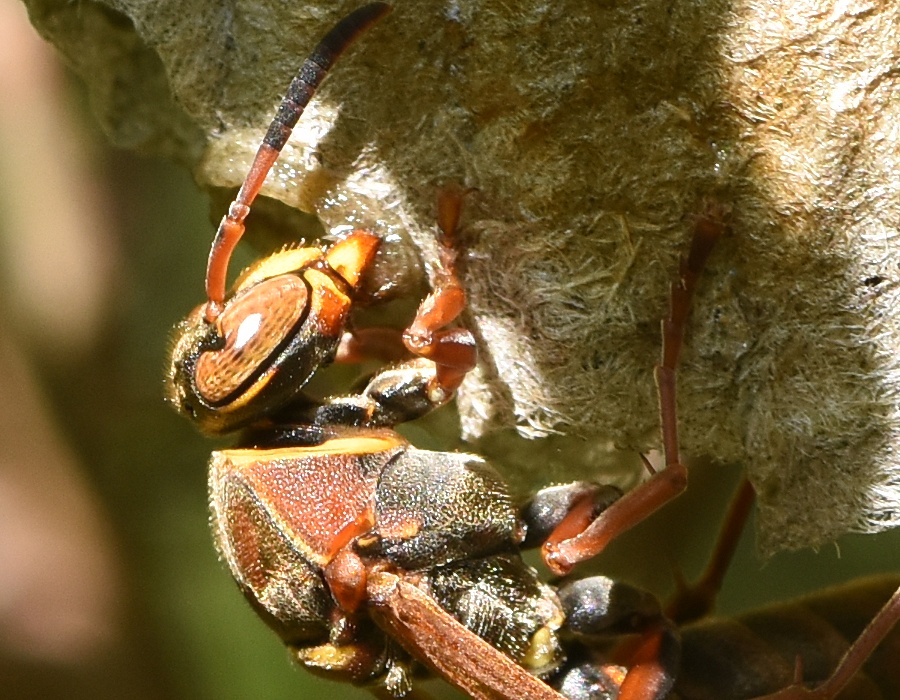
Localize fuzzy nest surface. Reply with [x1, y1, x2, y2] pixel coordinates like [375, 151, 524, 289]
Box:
[25, 0, 900, 554]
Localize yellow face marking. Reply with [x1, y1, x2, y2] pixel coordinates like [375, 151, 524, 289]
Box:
[233, 247, 323, 292]
[210, 365, 276, 412]
[302, 267, 352, 334]
[324, 230, 380, 287]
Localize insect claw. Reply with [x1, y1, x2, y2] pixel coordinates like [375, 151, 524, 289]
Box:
[639, 452, 657, 475]
[792, 654, 805, 685]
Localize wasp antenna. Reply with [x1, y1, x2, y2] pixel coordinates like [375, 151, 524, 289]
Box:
[204, 2, 392, 321]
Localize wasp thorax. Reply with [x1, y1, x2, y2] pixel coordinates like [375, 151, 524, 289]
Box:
[194, 275, 310, 404]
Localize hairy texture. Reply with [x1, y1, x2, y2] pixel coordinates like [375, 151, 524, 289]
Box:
[23, 0, 900, 553]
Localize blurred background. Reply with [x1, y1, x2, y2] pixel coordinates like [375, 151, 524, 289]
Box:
[2, 2, 899, 699]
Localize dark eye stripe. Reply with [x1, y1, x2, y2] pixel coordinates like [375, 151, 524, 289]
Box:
[195, 276, 309, 404]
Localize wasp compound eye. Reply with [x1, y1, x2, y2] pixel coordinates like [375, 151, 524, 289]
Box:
[194, 275, 310, 405]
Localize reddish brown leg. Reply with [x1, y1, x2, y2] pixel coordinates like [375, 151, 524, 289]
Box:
[665, 477, 756, 625]
[616, 623, 680, 700]
[748, 584, 900, 700]
[543, 205, 728, 576]
[334, 182, 477, 369]
[334, 327, 409, 364]
[402, 187, 478, 398]
[565, 470, 735, 696]
[203, 3, 391, 321]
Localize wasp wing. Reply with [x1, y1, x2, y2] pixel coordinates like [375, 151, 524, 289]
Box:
[367, 571, 566, 700]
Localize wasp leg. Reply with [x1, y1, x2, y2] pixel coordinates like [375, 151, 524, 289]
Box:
[293, 629, 418, 698]
[542, 205, 728, 576]
[747, 583, 900, 700]
[315, 356, 464, 427]
[401, 186, 477, 398]
[553, 577, 681, 700]
[520, 482, 624, 549]
[665, 477, 756, 625]
[329, 188, 477, 404]
[334, 327, 409, 364]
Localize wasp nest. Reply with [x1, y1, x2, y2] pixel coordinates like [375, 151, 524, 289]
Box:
[24, 0, 900, 555]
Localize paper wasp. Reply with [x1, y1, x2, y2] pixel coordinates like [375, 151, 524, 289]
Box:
[164, 4, 900, 699]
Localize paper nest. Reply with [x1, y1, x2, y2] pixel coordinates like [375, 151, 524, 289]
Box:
[25, 0, 900, 554]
